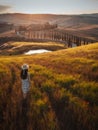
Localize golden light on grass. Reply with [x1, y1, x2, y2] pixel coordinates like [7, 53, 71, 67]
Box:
[0, 42, 98, 129]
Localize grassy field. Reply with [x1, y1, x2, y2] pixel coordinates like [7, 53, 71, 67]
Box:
[0, 43, 98, 130]
[0, 41, 66, 55]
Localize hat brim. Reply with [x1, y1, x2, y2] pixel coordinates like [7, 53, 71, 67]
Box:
[21, 64, 29, 69]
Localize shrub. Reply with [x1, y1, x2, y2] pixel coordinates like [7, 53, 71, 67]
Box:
[36, 99, 48, 113]
[55, 74, 76, 89]
[30, 87, 42, 101]
[42, 80, 56, 94]
[92, 63, 98, 72]
[72, 82, 98, 106]
[58, 88, 71, 104]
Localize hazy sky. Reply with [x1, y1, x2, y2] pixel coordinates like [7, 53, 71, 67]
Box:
[0, 0, 98, 14]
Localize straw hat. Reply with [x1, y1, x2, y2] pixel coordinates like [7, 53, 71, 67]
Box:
[21, 64, 29, 70]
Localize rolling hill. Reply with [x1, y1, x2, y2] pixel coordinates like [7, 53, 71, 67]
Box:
[0, 41, 66, 55]
[0, 43, 98, 130]
[0, 13, 98, 40]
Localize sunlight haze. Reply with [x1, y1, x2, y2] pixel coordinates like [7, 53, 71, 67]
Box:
[0, 0, 98, 14]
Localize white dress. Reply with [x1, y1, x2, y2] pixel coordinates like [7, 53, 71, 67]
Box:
[22, 74, 30, 94]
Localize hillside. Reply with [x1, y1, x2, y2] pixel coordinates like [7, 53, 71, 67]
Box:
[0, 13, 98, 27]
[0, 13, 98, 40]
[0, 43, 98, 130]
[0, 41, 66, 55]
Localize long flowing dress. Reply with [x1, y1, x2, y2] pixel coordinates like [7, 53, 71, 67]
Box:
[22, 74, 30, 94]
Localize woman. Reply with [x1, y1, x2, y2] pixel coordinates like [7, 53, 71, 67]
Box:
[21, 64, 30, 99]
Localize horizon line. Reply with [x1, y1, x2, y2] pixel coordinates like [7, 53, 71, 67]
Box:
[0, 12, 98, 15]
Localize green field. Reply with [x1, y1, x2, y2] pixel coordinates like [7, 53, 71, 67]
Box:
[0, 43, 98, 130]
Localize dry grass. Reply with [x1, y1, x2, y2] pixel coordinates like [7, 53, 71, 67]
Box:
[0, 43, 98, 130]
[0, 41, 66, 55]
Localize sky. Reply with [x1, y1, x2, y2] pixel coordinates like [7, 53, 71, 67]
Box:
[0, 0, 98, 14]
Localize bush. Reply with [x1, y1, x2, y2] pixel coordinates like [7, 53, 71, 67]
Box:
[36, 99, 48, 113]
[42, 80, 56, 94]
[55, 74, 76, 89]
[92, 63, 98, 72]
[72, 82, 98, 106]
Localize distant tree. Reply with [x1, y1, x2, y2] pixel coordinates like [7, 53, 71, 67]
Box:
[68, 38, 72, 47]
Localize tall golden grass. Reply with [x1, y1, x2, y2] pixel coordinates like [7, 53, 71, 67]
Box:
[0, 43, 98, 130]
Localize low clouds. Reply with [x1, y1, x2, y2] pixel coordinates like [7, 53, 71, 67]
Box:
[0, 5, 11, 13]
